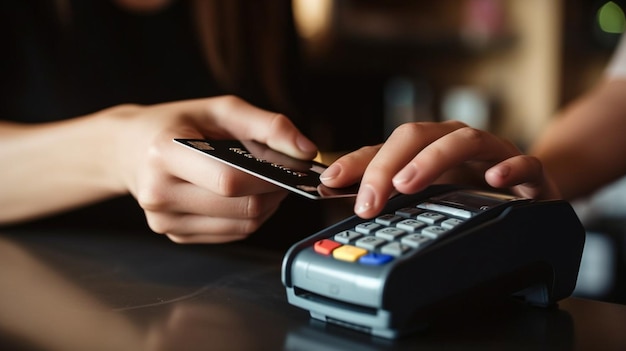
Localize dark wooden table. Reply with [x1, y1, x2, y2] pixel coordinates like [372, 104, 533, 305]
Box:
[1, 229, 625, 351]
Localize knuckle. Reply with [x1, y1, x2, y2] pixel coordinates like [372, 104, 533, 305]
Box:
[145, 142, 165, 167]
[443, 119, 469, 129]
[165, 234, 189, 244]
[135, 178, 169, 213]
[136, 189, 168, 212]
[143, 131, 175, 172]
[357, 144, 380, 154]
[497, 136, 521, 153]
[105, 103, 143, 118]
[456, 126, 485, 143]
[215, 94, 244, 112]
[266, 112, 295, 139]
[392, 122, 425, 137]
[348, 145, 380, 161]
[239, 218, 263, 236]
[145, 213, 172, 235]
[269, 112, 290, 129]
[214, 169, 240, 197]
[241, 195, 265, 219]
[522, 155, 543, 170]
[134, 143, 174, 212]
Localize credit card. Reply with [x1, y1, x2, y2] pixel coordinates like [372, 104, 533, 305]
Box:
[174, 139, 359, 200]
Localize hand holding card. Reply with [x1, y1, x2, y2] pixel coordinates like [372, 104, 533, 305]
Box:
[174, 139, 359, 200]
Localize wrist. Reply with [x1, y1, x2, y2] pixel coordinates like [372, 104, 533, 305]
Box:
[73, 106, 140, 198]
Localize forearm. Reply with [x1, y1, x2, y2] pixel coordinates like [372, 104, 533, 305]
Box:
[0, 114, 128, 224]
[529, 79, 626, 200]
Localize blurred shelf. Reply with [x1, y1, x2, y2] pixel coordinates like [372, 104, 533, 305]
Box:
[303, 33, 517, 74]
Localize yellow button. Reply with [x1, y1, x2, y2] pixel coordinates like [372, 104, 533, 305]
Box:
[333, 245, 368, 262]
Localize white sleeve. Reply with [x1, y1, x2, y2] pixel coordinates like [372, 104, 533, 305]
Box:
[605, 33, 626, 79]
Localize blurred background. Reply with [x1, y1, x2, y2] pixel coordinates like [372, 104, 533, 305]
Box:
[290, 0, 626, 304]
[292, 0, 624, 148]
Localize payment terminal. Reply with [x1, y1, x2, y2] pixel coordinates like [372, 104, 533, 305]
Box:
[281, 185, 585, 338]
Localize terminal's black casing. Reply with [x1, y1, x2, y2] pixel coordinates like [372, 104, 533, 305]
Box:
[282, 185, 585, 338]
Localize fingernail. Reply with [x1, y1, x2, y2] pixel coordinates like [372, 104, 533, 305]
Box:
[393, 164, 418, 186]
[355, 185, 376, 215]
[320, 163, 341, 181]
[297, 135, 317, 154]
[490, 165, 510, 178]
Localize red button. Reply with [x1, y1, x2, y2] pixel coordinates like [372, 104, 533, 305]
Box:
[314, 239, 342, 255]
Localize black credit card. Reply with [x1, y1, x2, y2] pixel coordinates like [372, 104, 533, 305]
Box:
[174, 139, 359, 200]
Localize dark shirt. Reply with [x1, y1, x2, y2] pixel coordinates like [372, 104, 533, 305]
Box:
[1, 0, 325, 248]
[1, 1, 220, 122]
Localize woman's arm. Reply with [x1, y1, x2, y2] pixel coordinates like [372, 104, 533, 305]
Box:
[0, 112, 127, 223]
[529, 79, 626, 201]
[0, 96, 318, 243]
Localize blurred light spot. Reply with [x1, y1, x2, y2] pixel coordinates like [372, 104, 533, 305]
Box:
[442, 87, 490, 131]
[598, 1, 626, 34]
[292, 0, 333, 40]
[574, 232, 615, 297]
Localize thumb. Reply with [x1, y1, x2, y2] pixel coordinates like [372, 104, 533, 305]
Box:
[205, 96, 318, 160]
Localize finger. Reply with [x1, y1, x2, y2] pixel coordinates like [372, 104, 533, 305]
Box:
[319, 145, 381, 188]
[365, 122, 465, 189]
[321, 121, 466, 212]
[154, 208, 276, 243]
[353, 121, 467, 218]
[166, 232, 250, 244]
[155, 213, 265, 244]
[156, 96, 317, 160]
[203, 96, 318, 160]
[145, 136, 282, 196]
[485, 155, 561, 199]
[144, 193, 285, 241]
[154, 210, 273, 243]
[137, 179, 288, 219]
[391, 127, 521, 193]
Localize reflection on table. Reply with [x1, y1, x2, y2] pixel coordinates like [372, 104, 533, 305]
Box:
[1, 229, 625, 351]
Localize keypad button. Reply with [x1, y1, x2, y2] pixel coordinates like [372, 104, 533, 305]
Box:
[395, 207, 423, 218]
[314, 239, 342, 255]
[375, 227, 407, 240]
[359, 252, 394, 265]
[333, 245, 368, 262]
[334, 230, 362, 244]
[441, 218, 464, 229]
[355, 222, 383, 235]
[375, 214, 402, 226]
[421, 225, 449, 239]
[355, 236, 388, 250]
[381, 242, 411, 256]
[396, 219, 427, 232]
[401, 233, 432, 248]
[417, 212, 446, 224]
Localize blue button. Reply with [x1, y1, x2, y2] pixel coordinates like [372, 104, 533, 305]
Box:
[359, 252, 393, 265]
